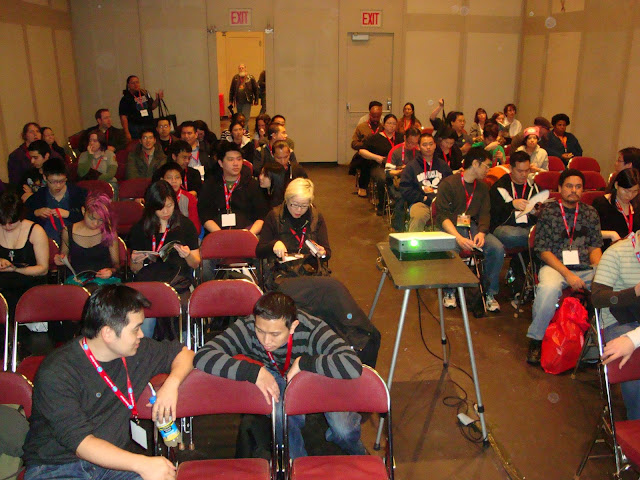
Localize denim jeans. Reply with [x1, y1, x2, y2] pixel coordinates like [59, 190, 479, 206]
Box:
[604, 321, 640, 420]
[493, 225, 529, 249]
[25, 461, 142, 480]
[447, 225, 505, 296]
[271, 368, 365, 459]
[141, 317, 156, 339]
[527, 265, 594, 340]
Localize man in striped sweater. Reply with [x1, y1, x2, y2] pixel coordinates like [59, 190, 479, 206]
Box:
[194, 291, 366, 459]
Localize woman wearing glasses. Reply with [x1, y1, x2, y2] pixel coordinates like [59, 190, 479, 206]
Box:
[256, 178, 330, 289]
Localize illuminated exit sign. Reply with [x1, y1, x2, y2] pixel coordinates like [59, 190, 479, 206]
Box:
[361, 10, 382, 27]
[230, 9, 252, 26]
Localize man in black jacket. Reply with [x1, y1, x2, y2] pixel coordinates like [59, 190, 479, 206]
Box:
[78, 109, 127, 153]
[489, 150, 540, 249]
[399, 132, 452, 232]
[198, 142, 268, 237]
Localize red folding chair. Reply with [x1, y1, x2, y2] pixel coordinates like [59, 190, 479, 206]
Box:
[569, 156, 601, 173]
[575, 310, 640, 478]
[200, 229, 260, 284]
[187, 279, 262, 351]
[581, 190, 606, 206]
[533, 171, 560, 191]
[76, 180, 115, 199]
[112, 200, 144, 237]
[137, 370, 275, 480]
[0, 293, 8, 371]
[119, 178, 151, 201]
[284, 366, 394, 480]
[115, 149, 129, 182]
[548, 156, 565, 172]
[126, 281, 182, 337]
[47, 238, 60, 283]
[12, 285, 90, 379]
[583, 171, 606, 191]
[243, 159, 254, 175]
[0, 371, 32, 418]
[67, 131, 83, 152]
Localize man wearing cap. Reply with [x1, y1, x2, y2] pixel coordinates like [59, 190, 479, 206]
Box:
[510, 117, 551, 151]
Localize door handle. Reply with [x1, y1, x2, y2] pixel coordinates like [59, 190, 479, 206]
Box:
[347, 102, 351, 111]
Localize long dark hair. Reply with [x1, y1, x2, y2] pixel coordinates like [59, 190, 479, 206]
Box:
[260, 162, 286, 208]
[611, 168, 640, 211]
[403, 102, 416, 123]
[142, 180, 181, 238]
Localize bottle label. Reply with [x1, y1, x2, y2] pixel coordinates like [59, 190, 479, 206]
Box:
[157, 421, 180, 442]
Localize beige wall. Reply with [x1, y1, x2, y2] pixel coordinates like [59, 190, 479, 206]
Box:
[520, 0, 640, 180]
[0, 0, 80, 182]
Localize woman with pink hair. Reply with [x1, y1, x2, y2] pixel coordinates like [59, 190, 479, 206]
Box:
[54, 192, 120, 286]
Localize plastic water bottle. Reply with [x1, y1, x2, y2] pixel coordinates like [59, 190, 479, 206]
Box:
[148, 384, 182, 448]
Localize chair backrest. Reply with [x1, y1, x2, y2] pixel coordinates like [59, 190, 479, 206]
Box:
[580, 190, 606, 206]
[137, 370, 271, 419]
[242, 159, 253, 175]
[126, 282, 181, 318]
[125, 139, 140, 152]
[606, 349, 640, 385]
[115, 149, 129, 182]
[15, 285, 89, 324]
[200, 229, 259, 261]
[112, 200, 144, 236]
[549, 191, 562, 201]
[76, 180, 114, 199]
[583, 171, 606, 191]
[0, 372, 32, 418]
[533, 171, 560, 191]
[67, 131, 82, 151]
[0, 293, 8, 371]
[117, 236, 128, 271]
[548, 156, 565, 171]
[284, 366, 389, 416]
[569, 156, 601, 173]
[119, 178, 151, 200]
[189, 279, 262, 318]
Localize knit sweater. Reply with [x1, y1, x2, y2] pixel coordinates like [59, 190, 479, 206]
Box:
[194, 311, 363, 383]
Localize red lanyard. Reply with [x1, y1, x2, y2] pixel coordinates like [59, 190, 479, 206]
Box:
[143, 151, 151, 164]
[135, 90, 145, 106]
[403, 119, 411, 132]
[48, 208, 63, 231]
[382, 132, 395, 149]
[80, 337, 138, 418]
[152, 225, 170, 252]
[461, 176, 476, 212]
[423, 158, 432, 178]
[442, 150, 450, 166]
[265, 334, 293, 377]
[223, 178, 240, 212]
[105, 129, 109, 142]
[176, 190, 182, 203]
[615, 200, 634, 235]
[182, 171, 188, 191]
[511, 181, 527, 199]
[289, 226, 307, 252]
[93, 154, 104, 171]
[23, 144, 31, 159]
[367, 121, 379, 135]
[191, 149, 199, 165]
[559, 202, 579, 248]
[400, 145, 416, 165]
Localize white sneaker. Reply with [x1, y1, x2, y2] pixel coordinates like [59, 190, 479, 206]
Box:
[486, 294, 500, 312]
[443, 292, 457, 309]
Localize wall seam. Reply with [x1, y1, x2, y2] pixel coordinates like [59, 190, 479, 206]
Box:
[50, 29, 68, 137]
[514, 0, 526, 108]
[23, 25, 39, 121]
[613, 24, 634, 153]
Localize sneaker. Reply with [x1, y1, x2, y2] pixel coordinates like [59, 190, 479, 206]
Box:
[527, 339, 542, 365]
[358, 188, 367, 197]
[443, 292, 457, 309]
[485, 294, 500, 312]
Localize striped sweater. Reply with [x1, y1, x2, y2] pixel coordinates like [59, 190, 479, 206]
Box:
[194, 311, 363, 383]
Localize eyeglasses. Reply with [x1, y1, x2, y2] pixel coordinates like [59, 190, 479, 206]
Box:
[289, 202, 310, 210]
[157, 124, 170, 129]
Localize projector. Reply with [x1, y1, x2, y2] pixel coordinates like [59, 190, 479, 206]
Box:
[389, 232, 456, 260]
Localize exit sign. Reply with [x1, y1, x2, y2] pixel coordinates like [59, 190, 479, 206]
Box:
[229, 9, 251, 26]
[361, 10, 382, 27]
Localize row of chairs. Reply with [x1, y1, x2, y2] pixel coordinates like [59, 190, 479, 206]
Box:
[534, 170, 607, 191]
[0, 364, 394, 480]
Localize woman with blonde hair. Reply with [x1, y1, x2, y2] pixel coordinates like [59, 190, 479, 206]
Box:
[257, 178, 331, 288]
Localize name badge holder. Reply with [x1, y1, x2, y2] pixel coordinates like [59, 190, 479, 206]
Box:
[222, 178, 240, 228]
[559, 203, 580, 266]
[457, 177, 476, 228]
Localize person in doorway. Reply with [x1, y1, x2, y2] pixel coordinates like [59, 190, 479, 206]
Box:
[229, 63, 259, 120]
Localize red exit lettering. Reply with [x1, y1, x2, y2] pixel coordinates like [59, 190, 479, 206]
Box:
[361, 11, 381, 27]
[229, 9, 251, 26]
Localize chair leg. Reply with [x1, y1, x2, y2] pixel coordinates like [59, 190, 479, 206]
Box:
[571, 324, 597, 379]
[574, 409, 611, 479]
